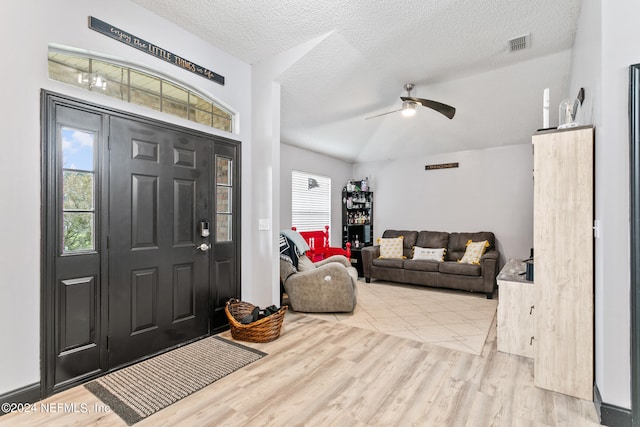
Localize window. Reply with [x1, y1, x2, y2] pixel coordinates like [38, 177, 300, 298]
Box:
[215, 155, 233, 242]
[61, 127, 96, 253]
[48, 48, 234, 132]
[291, 171, 331, 232]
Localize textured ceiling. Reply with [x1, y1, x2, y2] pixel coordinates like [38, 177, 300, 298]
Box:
[131, 0, 583, 162]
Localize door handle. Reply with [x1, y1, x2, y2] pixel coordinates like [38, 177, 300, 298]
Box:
[197, 243, 211, 252]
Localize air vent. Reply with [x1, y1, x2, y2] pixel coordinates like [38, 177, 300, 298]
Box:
[507, 33, 531, 52]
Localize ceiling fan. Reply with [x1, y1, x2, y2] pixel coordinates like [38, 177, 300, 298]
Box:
[365, 83, 456, 120]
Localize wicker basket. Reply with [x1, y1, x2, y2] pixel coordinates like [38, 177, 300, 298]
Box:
[225, 298, 287, 343]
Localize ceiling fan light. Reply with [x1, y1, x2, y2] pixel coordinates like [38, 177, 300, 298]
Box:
[401, 101, 417, 117]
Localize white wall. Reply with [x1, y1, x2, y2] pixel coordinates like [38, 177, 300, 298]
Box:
[353, 144, 534, 264]
[0, 0, 251, 395]
[599, 1, 639, 409]
[248, 72, 279, 307]
[280, 144, 354, 246]
[249, 33, 333, 307]
[567, 0, 637, 410]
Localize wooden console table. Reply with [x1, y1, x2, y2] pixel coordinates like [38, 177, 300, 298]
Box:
[497, 259, 534, 358]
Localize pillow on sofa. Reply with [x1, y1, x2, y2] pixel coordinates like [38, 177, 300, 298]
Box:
[297, 255, 315, 272]
[378, 236, 405, 258]
[412, 247, 446, 261]
[458, 240, 489, 265]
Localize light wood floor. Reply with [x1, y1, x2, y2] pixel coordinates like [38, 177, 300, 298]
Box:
[0, 312, 600, 426]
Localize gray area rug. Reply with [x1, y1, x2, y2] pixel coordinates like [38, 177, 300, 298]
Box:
[85, 336, 266, 425]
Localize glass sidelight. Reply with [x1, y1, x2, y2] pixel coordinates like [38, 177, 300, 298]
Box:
[215, 155, 233, 242]
[61, 127, 96, 253]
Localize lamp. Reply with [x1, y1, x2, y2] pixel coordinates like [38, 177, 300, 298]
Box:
[401, 101, 417, 117]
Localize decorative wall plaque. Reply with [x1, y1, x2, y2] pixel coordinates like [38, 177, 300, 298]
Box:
[89, 16, 225, 86]
[424, 162, 459, 170]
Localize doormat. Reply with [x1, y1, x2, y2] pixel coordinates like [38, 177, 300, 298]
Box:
[85, 336, 266, 425]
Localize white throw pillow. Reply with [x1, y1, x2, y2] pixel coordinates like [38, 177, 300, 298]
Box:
[412, 247, 446, 262]
[297, 255, 315, 272]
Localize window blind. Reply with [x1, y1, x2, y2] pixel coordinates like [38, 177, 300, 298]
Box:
[291, 170, 331, 233]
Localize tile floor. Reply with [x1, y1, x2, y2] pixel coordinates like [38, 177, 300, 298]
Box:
[302, 279, 498, 354]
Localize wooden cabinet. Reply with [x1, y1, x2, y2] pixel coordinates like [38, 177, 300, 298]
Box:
[497, 260, 535, 358]
[532, 126, 594, 401]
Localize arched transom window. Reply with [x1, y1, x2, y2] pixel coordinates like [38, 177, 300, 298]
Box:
[48, 48, 234, 132]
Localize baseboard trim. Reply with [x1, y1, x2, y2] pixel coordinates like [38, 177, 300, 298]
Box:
[0, 382, 41, 416]
[594, 384, 632, 427]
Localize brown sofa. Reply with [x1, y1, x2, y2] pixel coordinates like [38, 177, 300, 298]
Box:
[361, 230, 499, 299]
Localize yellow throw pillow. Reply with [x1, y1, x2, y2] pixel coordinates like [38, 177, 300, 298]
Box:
[378, 236, 405, 259]
[458, 240, 489, 265]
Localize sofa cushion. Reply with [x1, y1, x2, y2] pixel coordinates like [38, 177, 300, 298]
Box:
[372, 258, 404, 269]
[403, 259, 440, 272]
[439, 261, 481, 276]
[415, 231, 449, 249]
[382, 230, 418, 259]
[459, 240, 490, 265]
[378, 236, 405, 258]
[412, 247, 446, 261]
[447, 232, 495, 261]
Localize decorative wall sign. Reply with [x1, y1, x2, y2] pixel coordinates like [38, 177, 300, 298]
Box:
[88, 16, 225, 86]
[425, 162, 459, 170]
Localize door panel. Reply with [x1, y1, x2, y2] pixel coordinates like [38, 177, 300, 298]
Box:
[58, 277, 96, 352]
[131, 174, 159, 248]
[173, 263, 196, 321]
[130, 268, 159, 333]
[174, 180, 196, 245]
[108, 117, 211, 368]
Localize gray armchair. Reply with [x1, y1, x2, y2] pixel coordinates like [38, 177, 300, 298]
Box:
[280, 255, 358, 313]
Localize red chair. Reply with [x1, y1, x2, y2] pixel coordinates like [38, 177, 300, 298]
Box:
[291, 226, 351, 262]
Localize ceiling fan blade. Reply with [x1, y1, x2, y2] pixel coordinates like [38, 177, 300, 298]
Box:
[364, 109, 402, 120]
[401, 97, 456, 119]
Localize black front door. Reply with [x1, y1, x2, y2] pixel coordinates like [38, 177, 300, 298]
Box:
[108, 117, 211, 368]
[42, 92, 241, 395]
